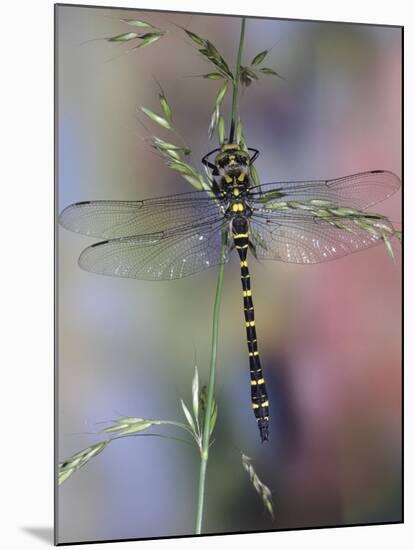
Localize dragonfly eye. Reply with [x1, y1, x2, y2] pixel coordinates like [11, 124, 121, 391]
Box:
[236, 154, 249, 165]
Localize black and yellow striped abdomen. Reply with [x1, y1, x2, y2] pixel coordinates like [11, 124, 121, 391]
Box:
[232, 215, 270, 442]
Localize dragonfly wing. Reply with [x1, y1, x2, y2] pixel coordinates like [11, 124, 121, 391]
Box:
[249, 170, 400, 210]
[59, 191, 222, 238]
[78, 219, 230, 280]
[250, 212, 397, 264]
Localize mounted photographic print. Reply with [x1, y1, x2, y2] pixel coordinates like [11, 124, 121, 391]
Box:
[55, 3, 403, 545]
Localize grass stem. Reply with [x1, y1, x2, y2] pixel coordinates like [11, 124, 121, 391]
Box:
[195, 242, 225, 533]
[229, 17, 246, 143]
[195, 16, 246, 534]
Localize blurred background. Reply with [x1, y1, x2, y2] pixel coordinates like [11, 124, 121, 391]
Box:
[56, 5, 402, 544]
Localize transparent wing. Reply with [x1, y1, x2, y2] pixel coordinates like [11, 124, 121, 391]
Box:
[59, 190, 222, 239]
[250, 212, 397, 264]
[249, 170, 400, 210]
[78, 219, 230, 280]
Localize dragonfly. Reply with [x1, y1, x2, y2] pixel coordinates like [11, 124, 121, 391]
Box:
[59, 143, 400, 442]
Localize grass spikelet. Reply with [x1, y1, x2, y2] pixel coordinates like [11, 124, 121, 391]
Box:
[208, 106, 220, 139]
[181, 27, 233, 79]
[181, 399, 197, 433]
[152, 137, 190, 155]
[106, 30, 164, 50]
[209, 398, 218, 436]
[240, 66, 258, 87]
[120, 19, 155, 28]
[58, 442, 108, 485]
[251, 50, 268, 66]
[139, 106, 173, 130]
[192, 366, 200, 424]
[133, 32, 165, 49]
[218, 115, 225, 145]
[183, 28, 206, 47]
[103, 420, 153, 434]
[108, 32, 139, 42]
[309, 199, 337, 207]
[382, 233, 395, 259]
[259, 67, 283, 79]
[158, 88, 173, 122]
[203, 73, 224, 80]
[215, 80, 229, 108]
[200, 385, 218, 437]
[250, 164, 261, 187]
[241, 453, 274, 519]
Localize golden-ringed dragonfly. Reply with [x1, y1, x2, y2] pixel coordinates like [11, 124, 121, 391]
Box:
[59, 143, 400, 442]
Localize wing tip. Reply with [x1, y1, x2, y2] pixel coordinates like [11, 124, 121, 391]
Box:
[59, 201, 92, 232]
[374, 169, 401, 191]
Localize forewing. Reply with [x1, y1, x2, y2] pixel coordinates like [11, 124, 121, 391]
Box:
[249, 170, 400, 210]
[78, 219, 230, 280]
[59, 191, 222, 239]
[250, 212, 397, 264]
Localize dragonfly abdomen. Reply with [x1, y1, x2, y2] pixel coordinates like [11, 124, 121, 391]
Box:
[233, 216, 270, 442]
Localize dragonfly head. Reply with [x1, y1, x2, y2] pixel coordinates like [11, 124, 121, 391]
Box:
[214, 143, 251, 179]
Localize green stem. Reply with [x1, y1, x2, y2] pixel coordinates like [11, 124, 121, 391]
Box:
[195, 17, 246, 535]
[195, 244, 225, 534]
[229, 17, 246, 143]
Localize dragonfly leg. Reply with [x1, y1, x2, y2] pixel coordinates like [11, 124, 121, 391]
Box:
[248, 148, 260, 164]
[202, 148, 221, 174]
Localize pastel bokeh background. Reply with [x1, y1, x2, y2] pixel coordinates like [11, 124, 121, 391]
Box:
[56, 5, 402, 544]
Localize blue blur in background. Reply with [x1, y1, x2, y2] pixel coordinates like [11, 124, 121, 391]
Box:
[57, 5, 402, 544]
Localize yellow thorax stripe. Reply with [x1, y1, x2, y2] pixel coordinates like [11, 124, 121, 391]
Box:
[232, 203, 244, 212]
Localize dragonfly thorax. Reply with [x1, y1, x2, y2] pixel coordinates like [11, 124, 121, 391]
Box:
[214, 143, 251, 182]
